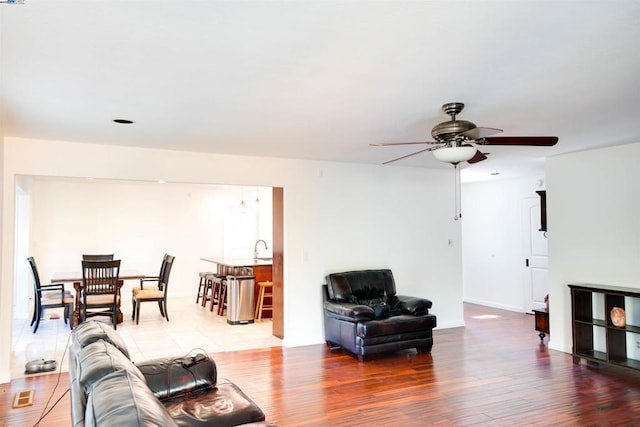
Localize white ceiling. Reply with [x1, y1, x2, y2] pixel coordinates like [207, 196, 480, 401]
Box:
[1, 1, 639, 182]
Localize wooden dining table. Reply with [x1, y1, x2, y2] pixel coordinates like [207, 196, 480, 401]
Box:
[51, 269, 145, 327]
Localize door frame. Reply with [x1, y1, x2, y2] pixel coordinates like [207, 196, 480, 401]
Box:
[271, 187, 284, 338]
[522, 196, 549, 312]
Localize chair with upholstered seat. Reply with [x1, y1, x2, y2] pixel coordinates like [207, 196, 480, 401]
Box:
[133, 254, 175, 324]
[81, 259, 121, 329]
[132, 253, 169, 301]
[131, 253, 170, 319]
[27, 256, 74, 333]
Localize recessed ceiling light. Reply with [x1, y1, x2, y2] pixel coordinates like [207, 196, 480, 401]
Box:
[113, 119, 134, 124]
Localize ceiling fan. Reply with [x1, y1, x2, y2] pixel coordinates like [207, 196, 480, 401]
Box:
[371, 102, 558, 165]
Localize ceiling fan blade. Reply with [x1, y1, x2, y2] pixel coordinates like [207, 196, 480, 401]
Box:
[382, 147, 437, 165]
[467, 150, 488, 164]
[370, 141, 434, 147]
[480, 136, 559, 146]
[460, 126, 503, 140]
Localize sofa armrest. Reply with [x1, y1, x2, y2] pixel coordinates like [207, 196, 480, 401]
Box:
[324, 300, 375, 322]
[135, 353, 217, 400]
[390, 295, 432, 316]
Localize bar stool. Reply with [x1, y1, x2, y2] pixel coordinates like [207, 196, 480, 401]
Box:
[196, 271, 214, 305]
[254, 281, 273, 321]
[209, 276, 225, 312]
[217, 280, 228, 316]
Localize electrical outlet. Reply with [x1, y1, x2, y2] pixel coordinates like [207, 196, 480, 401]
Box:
[636, 341, 640, 349]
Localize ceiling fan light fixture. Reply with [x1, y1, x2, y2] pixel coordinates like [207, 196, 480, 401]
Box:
[432, 145, 477, 164]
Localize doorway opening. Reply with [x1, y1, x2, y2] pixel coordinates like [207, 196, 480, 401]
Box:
[11, 176, 284, 379]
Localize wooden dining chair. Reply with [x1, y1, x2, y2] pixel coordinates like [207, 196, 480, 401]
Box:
[27, 257, 74, 333]
[82, 254, 114, 261]
[81, 259, 121, 329]
[131, 253, 169, 319]
[132, 254, 175, 324]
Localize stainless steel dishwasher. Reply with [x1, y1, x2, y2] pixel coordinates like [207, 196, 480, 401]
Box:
[225, 275, 256, 325]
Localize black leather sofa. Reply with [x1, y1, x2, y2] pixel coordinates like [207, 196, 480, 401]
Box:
[69, 320, 269, 427]
[323, 269, 437, 361]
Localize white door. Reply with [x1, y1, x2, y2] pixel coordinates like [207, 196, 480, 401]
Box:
[523, 197, 549, 311]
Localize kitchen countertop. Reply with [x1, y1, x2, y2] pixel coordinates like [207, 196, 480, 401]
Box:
[200, 257, 273, 267]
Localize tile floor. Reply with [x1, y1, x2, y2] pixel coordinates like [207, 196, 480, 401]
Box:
[11, 295, 282, 379]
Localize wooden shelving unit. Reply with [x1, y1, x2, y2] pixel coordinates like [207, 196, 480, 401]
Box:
[569, 284, 640, 371]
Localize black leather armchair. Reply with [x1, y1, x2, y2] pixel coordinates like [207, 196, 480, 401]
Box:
[323, 269, 437, 361]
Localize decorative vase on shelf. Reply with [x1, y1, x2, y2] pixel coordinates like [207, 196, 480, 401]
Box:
[610, 307, 626, 327]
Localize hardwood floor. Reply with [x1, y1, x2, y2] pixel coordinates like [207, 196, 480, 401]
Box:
[3, 303, 640, 426]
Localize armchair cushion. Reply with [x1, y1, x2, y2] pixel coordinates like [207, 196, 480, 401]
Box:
[372, 304, 391, 320]
[132, 276, 161, 295]
[346, 287, 390, 320]
[356, 313, 437, 338]
[134, 289, 164, 300]
[327, 269, 397, 301]
[347, 285, 386, 305]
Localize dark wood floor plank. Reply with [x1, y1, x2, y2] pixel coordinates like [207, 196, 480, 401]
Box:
[4, 303, 640, 426]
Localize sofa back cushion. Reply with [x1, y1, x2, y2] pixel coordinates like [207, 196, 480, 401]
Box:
[327, 269, 397, 302]
[85, 369, 178, 427]
[77, 340, 144, 392]
[72, 320, 130, 359]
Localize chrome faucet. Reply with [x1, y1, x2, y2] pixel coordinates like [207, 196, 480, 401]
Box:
[253, 239, 268, 259]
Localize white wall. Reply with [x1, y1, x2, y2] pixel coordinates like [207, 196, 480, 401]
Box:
[0, 137, 464, 382]
[547, 142, 640, 353]
[462, 176, 543, 311]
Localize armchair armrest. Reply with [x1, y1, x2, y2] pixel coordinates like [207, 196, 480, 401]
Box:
[139, 276, 159, 290]
[389, 295, 432, 316]
[324, 300, 375, 322]
[42, 283, 65, 291]
[42, 282, 71, 296]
